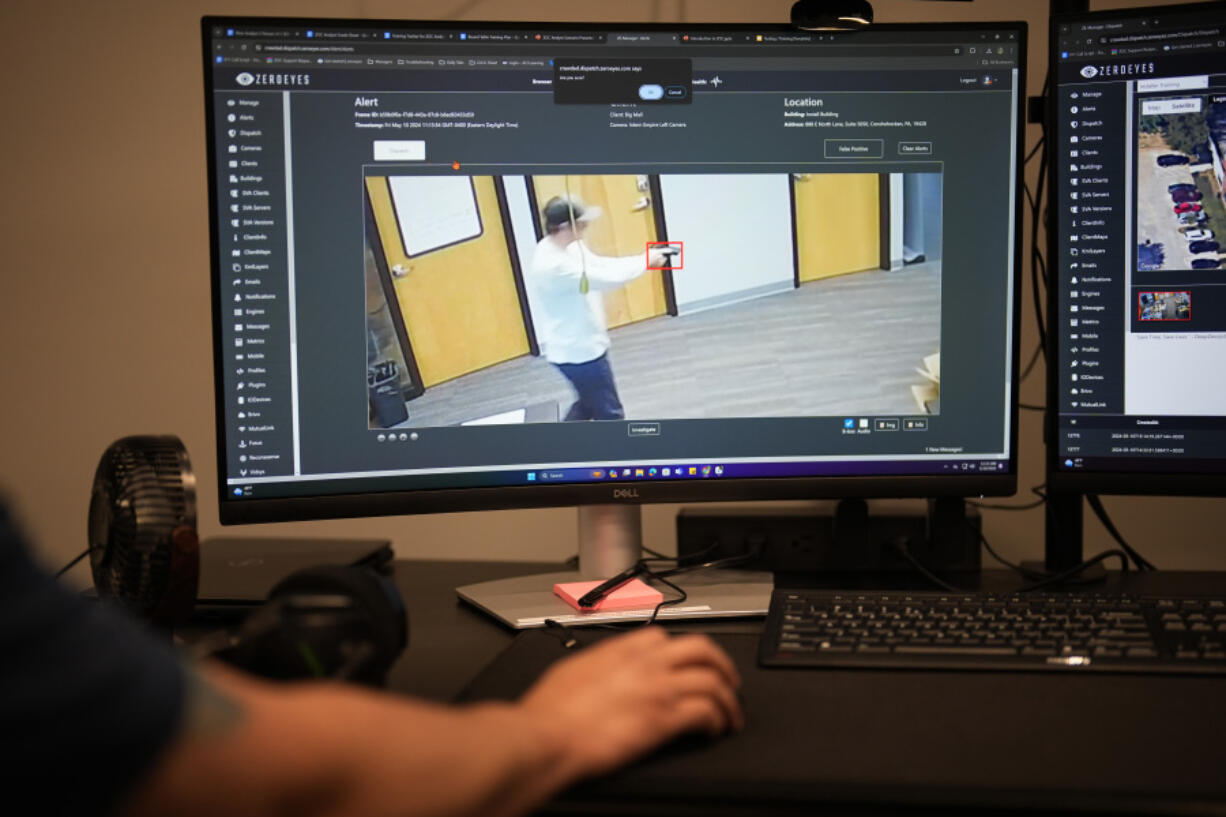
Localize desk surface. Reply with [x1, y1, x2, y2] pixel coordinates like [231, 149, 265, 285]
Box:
[386, 561, 1226, 816]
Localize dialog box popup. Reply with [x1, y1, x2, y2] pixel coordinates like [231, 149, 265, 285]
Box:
[553, 59, 692, 104]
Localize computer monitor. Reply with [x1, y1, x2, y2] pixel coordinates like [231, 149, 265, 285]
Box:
[1048, 2, 1226, 563]
[203, 16, 1025, 623]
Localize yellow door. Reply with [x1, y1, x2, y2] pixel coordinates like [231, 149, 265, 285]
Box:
[531, 174, 668, 329]
[366, 176, 529, 388]
[793, 173, 881, 282]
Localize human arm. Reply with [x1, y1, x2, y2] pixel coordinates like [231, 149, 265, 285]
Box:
[123, 627, 741, 817]
[562, 243, 671, 292]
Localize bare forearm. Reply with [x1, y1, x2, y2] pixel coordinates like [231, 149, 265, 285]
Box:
[125, 663, 580, 817]
[314, 694, 581, 817]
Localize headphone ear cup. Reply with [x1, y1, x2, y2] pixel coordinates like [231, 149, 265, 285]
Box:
[264, 564, 408, 686]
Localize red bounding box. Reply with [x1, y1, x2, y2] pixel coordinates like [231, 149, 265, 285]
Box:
[1138, 290, 1190, 321]
[647, 241, 683, 270]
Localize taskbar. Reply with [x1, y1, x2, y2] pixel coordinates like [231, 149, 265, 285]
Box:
[227, 457, 1009, 500]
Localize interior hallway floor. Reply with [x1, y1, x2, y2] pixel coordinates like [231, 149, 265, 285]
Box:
[388, 261, 941, 429]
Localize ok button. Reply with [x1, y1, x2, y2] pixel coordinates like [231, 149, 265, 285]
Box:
[638, 84, 664, 100]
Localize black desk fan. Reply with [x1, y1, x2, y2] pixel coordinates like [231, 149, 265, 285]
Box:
[88, 435, 199, 630]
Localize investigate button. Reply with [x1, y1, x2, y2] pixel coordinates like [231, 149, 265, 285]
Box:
[627, 422, 661, 437]
[824, 139, 883, 159]
[373, 140, 425, 161]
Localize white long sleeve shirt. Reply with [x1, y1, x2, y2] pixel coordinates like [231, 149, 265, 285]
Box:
[528, 236, 649, 365]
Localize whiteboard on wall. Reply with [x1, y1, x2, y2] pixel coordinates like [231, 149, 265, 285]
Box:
[387, 176, 483, 256]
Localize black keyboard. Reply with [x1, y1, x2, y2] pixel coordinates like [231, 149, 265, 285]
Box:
[759, 589, 1226, 673]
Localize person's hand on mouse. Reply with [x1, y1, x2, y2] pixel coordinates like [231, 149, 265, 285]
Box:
[517, 627, 743, 781]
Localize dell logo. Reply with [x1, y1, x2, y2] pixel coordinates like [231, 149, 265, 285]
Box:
[613, 488, 640, 499]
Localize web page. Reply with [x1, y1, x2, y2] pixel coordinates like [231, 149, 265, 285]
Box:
[206, 23, 1021, 496]
[1054, 7, 1226, 473]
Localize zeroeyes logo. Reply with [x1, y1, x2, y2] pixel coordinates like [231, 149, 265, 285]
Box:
[235, 72, 312, 87]
[1077, 62, 1153, 80]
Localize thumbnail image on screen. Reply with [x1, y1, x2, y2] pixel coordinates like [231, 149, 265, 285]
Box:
[1138, 290, 1191, 321]
[364, 172, 944, 429]
[1136, 94, 1226, 272]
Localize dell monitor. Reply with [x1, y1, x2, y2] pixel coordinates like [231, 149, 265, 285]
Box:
[1048, 2, 1226, 563]
[203, 16, 1025, 625]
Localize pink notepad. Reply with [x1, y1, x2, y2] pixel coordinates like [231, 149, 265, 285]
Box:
[553, 578, 664, 612]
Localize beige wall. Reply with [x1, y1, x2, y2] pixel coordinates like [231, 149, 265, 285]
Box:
[2, 0, 1222, 584]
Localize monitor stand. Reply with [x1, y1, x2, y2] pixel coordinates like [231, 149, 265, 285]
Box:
[455, 504, 773, 629]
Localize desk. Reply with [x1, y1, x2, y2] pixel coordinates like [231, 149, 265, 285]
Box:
[385, 561, 1226, 816]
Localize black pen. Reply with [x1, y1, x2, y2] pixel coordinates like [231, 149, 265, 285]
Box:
[577, 563, 644, 608]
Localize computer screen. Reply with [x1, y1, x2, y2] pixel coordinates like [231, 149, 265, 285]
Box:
[203, 17, 1024, 526]
[1049, 1, 1226, 496]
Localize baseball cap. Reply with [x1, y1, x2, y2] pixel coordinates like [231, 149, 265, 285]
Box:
[542, 195, 602, 231]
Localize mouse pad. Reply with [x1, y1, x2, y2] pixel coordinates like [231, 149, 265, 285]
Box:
[455, 629, 1226, 815]
[456, 628, 626, 703]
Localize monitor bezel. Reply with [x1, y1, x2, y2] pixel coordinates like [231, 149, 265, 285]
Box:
[203, 15, 1027, 525]
[1046, 1, 1226, 497]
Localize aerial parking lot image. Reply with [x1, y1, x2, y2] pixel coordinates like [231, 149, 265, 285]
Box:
[1136, 94, 1226, 272]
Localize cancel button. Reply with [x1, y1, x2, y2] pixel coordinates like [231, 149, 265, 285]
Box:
[628, 422, 661, 437]
[898, 141, 932, 155]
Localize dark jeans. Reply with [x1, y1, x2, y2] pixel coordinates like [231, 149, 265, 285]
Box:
[554, 353, 625, 421]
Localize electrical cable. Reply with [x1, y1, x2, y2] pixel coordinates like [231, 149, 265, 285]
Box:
[544, 542, 760, 638]
[649, 544, 762, 577]
[1019, 340, 1044, 381]
[1028, 159, 1048, 356]
[1023, 136, 1046, 166]
[1086, 494, 1157, 571]
[890, 539, 968, 593]
[643, 571, 688, 625]
[56, 549, 89, 578]
[972, 524, 1047, 581]
[1025, 75, 1051, 364]
[542, 618, 579, 649]
[1014, 548, 1129, 592]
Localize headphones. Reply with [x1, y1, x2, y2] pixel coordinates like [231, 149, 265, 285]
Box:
[211, 563, 408, 687]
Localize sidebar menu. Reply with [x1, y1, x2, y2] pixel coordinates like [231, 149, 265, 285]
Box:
[1058, 81, 1128, 418]
[217, 92, 295, 484]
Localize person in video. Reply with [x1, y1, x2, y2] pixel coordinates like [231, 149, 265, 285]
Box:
[529, 195, 670, 421]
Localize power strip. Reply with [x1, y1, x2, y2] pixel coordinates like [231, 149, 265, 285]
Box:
[676, 504, 981, 574]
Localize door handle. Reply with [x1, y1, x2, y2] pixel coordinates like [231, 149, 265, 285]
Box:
[630, 195, 651, 212]
[391, 263, 412, 278]
[792, 173, 810, 181]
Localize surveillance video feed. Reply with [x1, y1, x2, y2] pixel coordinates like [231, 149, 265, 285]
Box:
[364, 172, 945, 429]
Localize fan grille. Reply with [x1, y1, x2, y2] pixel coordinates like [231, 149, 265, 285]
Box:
[89, 436, 195, 618]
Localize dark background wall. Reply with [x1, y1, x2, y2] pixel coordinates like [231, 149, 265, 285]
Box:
[2, 0, 1220, 582]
